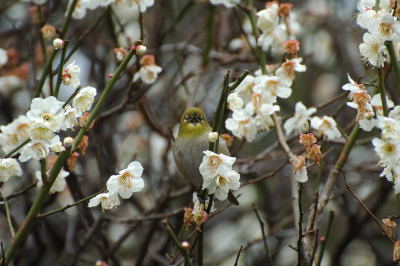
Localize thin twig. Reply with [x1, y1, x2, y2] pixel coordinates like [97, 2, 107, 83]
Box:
[4, 139, 30, 158]
[297, 183, 304, 266]
[162, 219, 192, 266]
[316, 211, 335, 266]
[310, 229, 319, 266]
[105, 208, 184, 224]
[1, 191, 14, 238]
[343, 174, 394, 244]
[0, 182, 37, 202]
[36, 189, 104, 218]
[233, 245, 243, 266]
[252, 204, 273, 266]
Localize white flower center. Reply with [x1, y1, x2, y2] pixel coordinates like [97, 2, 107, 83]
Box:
[216, 175, 229, 187]
[383, 142, 396, 155]
[42, 113, 53, 122]
[208, 155, 222, 168]
[119, 172, 133, 188]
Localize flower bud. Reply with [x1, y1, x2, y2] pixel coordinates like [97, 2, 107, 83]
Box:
[135, 44, 147, 55]
[63, 137, 74, 147]
[279, 3, 292, 17]
[41, 24, 56, 40]
[284, 40, 300, 57]
[208, 132, 218, 142]
[181, 241, 190, 249]
[382, 218, 397, 240]
[53, 38, 64, 49]
[113, 47, 127, 61]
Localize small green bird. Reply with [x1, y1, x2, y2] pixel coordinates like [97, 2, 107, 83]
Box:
[173, 107, 229, 188]
[173, 107, 239, 205]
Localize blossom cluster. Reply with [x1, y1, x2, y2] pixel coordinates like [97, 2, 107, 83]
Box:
[356, 0, 400, 67]
[199, 150, 240, 201]
[256, 2, 300, 54]
[291, 133, 322, 183]
[343, 74, 392, 131]
[339, 63, 400, 194]
[340, 72, 400, 192]
[0, 61, 97, 193]
[225, 47, 306, 142]
[370, 105, 400, 193]
[88, 161, 145, 210]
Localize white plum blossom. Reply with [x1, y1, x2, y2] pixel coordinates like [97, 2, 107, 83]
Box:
[72, 86, 97, 115]
[371, 93, 394, 116]
[19, 136, 63, 162]
[292, 155, 308, 183]
[35, 168, 69, 194]
[199, 150, 240, 201]
[276, 57, 307, 83]
[310, 116, 341, 140]
[0, 115, 30, 154]
[373, 138, 400, 168]
[258, 25, 287, 52]
[225, 104, 258, 142]
[209, 0, 240, 8]
[359, 32, 388, 68]
[29, 123, 55, 142]
[254, 103, 280, 131]
[227, 92, 244, 111]
[342, 74, 364, 95]
[357, 0, 391, 13]
[0, 48, 8, 68]
[368, 11, 400, 41]
[88, 192, 120, 210]
[256, 3, 279, 33]
[208, 132, 218, 143]
[376, 116, 400, 138]
[342, 75, 375, 131]
[0, 158, 22, 183]
[357, 9, 379, 30]
[27, 97, 65, 132]
[106, 161, 144, 199]
[230, 75, 256, 104]
[61, 105, 78, 130]
[71, 0, 114, 20]
[62, 61, 81, 88]
[133, 55, 162, 84]
[284, 102, 316, 135]
[389, 106, 400, 120]
[256, 2, 300, 54]
[254, 75, 292, 100]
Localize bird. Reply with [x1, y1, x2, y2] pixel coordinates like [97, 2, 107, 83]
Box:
[173, 107, 239, 205]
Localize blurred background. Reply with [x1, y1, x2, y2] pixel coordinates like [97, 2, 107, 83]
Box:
[0, 0, 398, 265]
